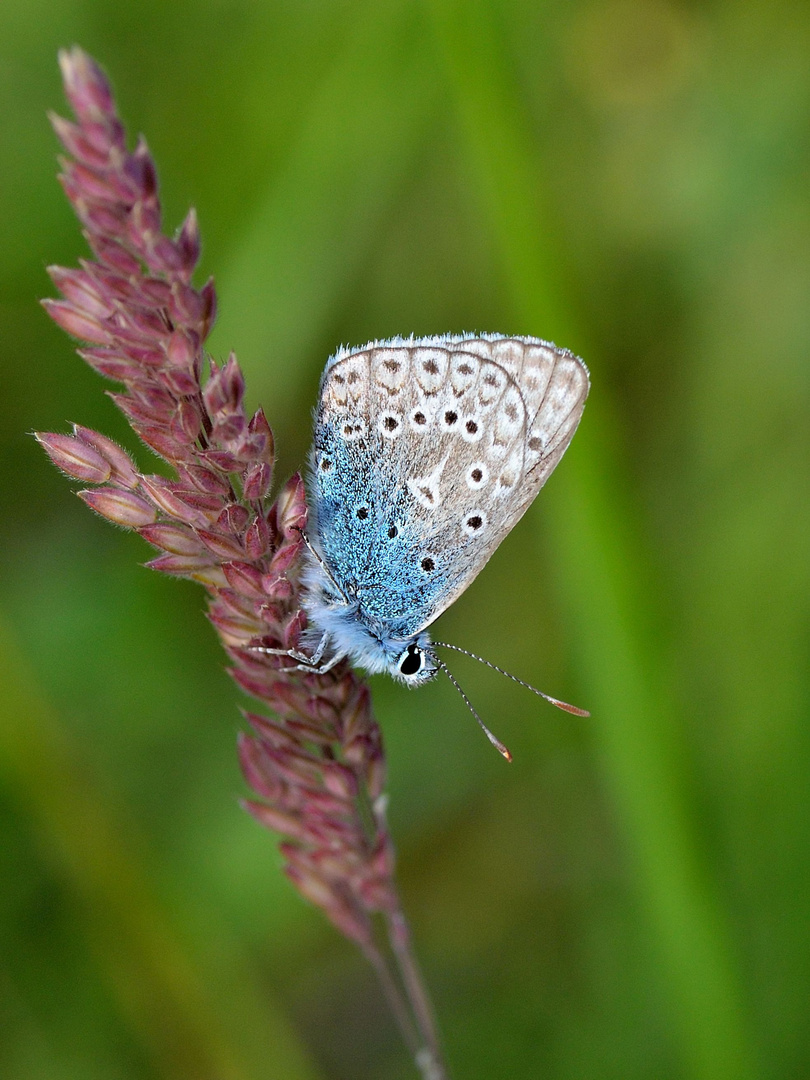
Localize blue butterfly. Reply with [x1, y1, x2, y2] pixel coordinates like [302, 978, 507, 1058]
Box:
[282, 334, 588, 756]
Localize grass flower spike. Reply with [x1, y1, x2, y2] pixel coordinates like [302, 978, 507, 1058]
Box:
[37, 47, 446, 1080]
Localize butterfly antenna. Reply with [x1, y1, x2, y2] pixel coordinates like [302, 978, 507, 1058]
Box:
[435, 658, 513, 762]
[433, 642, 590, 717]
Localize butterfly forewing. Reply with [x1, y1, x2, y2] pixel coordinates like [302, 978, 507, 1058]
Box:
[310, 334, 589, 638]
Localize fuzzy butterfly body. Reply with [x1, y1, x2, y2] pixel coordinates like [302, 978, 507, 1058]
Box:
[301, 333, 589, 685]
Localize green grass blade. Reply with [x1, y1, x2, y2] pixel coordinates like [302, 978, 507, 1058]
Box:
[424, 2, 758, 1077]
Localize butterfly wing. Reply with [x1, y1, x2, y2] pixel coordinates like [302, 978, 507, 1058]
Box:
[309, 334, 589, 639]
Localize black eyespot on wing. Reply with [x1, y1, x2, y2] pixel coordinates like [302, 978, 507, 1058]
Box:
[320, 458, 332, 471]
[383, 416, 398, 431]
[466, 515, 483, 531]
[421, 557, 434, 572]
[444, 410, 458, 425]
[465, 420, 478, 434]
[356, 507, 369, 520]
[471, 468, 483, 482]
[413, 411, 426, 425]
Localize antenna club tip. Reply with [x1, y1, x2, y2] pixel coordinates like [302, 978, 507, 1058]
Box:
[550, 698, 591, 717]
[501, 748, 513, 763]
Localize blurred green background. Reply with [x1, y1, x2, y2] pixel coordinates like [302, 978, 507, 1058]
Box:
[1, 1, 807, 1078]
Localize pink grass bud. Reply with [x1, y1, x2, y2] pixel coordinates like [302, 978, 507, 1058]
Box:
[275, 473, 307, 538]
[170, 400, 202, 444]
[211, 413, 246, 445]
[209, 608, 262, 644]
[179, 465, 231, 497]
[248, 408, 274, 461]
[110, 393, 171, 427]
[176, 207, 200, 277]
[49, 112, 106, 167]
[138, 522, 204, 556]
[79, 486, 156, 527]
[203, 354, 244, 416]
[144, 552, 215, 576]
[269, 540, 302, 577]
[138, 277, 173, 306]
[237, 734, 282, 801]
[166, 329, 196, 369]
[81, 201, 129, 238]
[47, 266, 114, 319]
[72, 426, 139, 487]
[126, 139, 158, 200]
[199, 277, 217, 335]
[242, 462, 271, 502]
[85, 234, 142, 276]
[201, 449, 241, 473]
[195, 528, 244, 561]
[173, 490, 223, 516]
[134, 427, 184, 462]
[244, 513, 271, 560]
[188, 565, 229, 589]
[62, 159, 132, 204]
[261, 574, 293, 601]
[222, 561, 266, 599]
[138, 475, 210, 527]
[284, 609, 307, 651]
[168, 281, 203, 325]
[110, 342, 166, 367]
[242, 802, 312, 844]
[216, 503, 250, 533]
[158, 367, 200, 397]
[36, 431, 111, 483]
[42, 298, 113, 344]
[58, 48, 117, 123]
[81, 352, 143, 383]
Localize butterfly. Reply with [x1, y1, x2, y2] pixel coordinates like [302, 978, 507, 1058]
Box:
[282, 334, 589, 756]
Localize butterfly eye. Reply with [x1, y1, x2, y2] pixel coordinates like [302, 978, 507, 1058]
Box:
[399, 644, 423, 676]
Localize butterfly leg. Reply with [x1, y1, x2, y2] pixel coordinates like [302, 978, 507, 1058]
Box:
[251, 632, 344, 675]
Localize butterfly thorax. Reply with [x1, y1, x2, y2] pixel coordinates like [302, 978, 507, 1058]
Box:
[300, 551, 439, 686]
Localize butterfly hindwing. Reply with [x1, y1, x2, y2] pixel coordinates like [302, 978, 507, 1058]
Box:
[310, 334, 589, 638]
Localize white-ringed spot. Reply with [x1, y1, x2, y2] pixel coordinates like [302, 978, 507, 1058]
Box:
[463, 512, 487, 536]
[466, 463, 488, 490]
[378, 412, 403, 438]
[408, 405, 430, 431]
[461, 416, 483, 442]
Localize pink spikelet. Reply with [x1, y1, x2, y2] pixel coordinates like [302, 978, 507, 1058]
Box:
[37, 47, 446, 1079]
